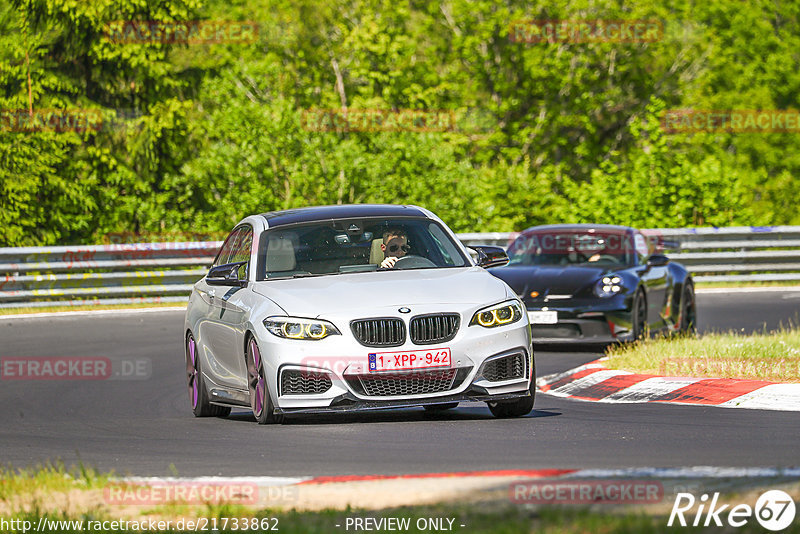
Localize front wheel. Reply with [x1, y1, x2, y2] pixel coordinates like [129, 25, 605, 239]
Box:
[631, 288, 648, 340]
[186, 333, 230, 418]
[487, 360, 536, 418]
[246, 337, 284, 425]
[679, 282, 697, 336]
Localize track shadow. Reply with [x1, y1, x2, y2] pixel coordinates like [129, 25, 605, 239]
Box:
[222, 405, 561, 426]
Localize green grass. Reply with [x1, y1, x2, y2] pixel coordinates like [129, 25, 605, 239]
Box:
[605, 329, 800, 381]
[0, 461, 111, 500]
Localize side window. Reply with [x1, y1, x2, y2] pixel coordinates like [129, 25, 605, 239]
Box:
[633, 232, 649, 264]
[229, 226, 253, 280]
[213, 228, 241, 268]
[428, 223, 459, 266]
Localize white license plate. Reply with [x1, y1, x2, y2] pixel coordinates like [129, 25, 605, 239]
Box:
[368, 348, 451, 372]
[527, 311, 558, 324]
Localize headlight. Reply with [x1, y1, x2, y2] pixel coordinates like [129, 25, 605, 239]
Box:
[594, 276, 623, 298]
[263, 317, 341, 340]
[469, 301, 523, 328]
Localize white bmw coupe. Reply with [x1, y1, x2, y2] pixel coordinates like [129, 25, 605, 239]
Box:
[184, 204, 534, 423]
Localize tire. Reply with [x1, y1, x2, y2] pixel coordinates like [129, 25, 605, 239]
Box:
[632, 288, 648, 340]
[186, 333, 231, 418]
[679, 282, 697, 336]
[487, 359, 536, 418]
[423, 402, 459, 412]
[246, 336, 284, 425]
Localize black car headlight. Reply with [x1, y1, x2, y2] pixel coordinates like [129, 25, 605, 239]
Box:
[469, 301, 523, 328]
[263, 317, 341, 340]
[594, 276, 623, 298]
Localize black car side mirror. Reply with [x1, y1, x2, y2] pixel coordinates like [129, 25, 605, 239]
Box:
[646, 254, 670, 267]
[468, 245, 509, 269]
[207, 261, 248, 286]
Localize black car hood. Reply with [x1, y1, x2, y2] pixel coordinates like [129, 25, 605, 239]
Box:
[488, 264, 614, 297]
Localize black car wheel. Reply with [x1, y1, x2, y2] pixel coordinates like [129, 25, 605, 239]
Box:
[246, 336, 284, 425]
[487, 360, 536, 418]
[186, 333, 230, 418]
[632, 288, 647, 340]
[679, 282, 697, 335]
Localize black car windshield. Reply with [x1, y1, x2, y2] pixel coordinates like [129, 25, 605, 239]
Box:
[507, 230, 636, 267]
[256, 217, 469, 280]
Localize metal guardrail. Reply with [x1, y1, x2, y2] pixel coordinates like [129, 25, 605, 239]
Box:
[2, 226, 800, 308]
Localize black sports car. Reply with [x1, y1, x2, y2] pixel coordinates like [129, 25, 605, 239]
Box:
[488, 224, 696, 343]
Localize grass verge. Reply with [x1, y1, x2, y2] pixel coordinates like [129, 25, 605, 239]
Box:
[0, 302, 185, 316]
[605, 329, 800, 381]
[0, 460, 110, 500]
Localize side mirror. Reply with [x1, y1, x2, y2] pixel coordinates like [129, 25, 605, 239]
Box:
[207, 261, 247, 286]
[468, 245, 509, 269]
[646, 254, 670, 267]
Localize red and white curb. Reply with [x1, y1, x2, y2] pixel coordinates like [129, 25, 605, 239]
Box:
[536, 360, 800, 411]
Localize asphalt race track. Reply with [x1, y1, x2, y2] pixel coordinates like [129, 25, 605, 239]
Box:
[1, 289, 799, 477]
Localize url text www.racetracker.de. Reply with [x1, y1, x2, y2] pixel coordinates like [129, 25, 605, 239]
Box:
[0, 516, 466, 532]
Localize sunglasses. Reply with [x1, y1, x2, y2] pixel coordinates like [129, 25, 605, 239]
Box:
[388, 244, 411, 253]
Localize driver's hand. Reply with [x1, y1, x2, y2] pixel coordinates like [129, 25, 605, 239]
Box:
[380, 257, 398, 269]
[588, 254, 601, 262]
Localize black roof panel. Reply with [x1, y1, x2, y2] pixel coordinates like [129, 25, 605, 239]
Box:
[259, 204, 428, 227]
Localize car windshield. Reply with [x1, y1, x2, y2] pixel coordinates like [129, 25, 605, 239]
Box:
[256, 217, 469, 280]
[507, 230, 636, 267]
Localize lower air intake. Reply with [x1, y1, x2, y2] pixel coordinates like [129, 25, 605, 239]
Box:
[352, 369, 459, 397]
[280, 369, 333, 395]
[482, 352, 527, 382]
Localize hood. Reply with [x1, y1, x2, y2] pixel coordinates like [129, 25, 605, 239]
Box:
[488, 264, 613, 298]
[252, 267, 511, 316]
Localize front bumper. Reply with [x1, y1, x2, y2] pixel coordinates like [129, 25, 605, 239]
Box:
[254, 314, 533, 411]
[274, 388, 531, 415]
[525, 297, 633, 343]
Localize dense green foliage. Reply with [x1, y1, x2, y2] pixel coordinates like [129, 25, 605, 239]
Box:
[1, 0, 799, 245]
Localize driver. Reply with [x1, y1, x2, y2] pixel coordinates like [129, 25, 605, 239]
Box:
[379, 227, 410, 269]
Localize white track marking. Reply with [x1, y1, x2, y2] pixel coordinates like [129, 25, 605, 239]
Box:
[600, 376, 703, 403]
[720, 383, 800, 411]
[535, 363, 605, 388]
[548, 370, 629, 396]
[696, 286, 800, 294]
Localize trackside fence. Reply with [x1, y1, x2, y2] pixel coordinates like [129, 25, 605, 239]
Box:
[1, 226, 799, 308]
